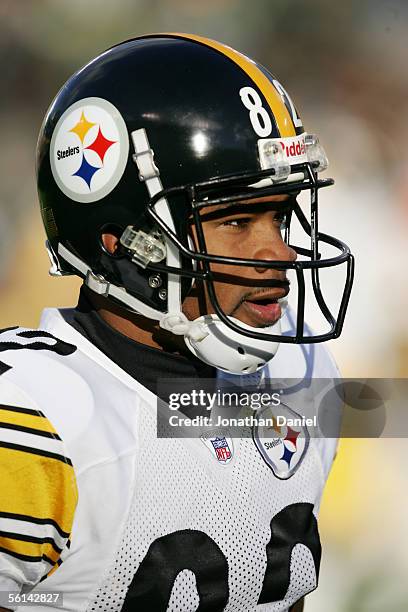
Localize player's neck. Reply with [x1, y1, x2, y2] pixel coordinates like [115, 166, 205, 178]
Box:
[85, 289, 186, 354]
[99, 307, 166, 350]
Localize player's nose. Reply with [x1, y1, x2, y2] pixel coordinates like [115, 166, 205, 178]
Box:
[252, 233, 297, 274]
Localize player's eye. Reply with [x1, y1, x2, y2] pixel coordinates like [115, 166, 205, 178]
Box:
[220, 217, 251, 228]
[275, 213, 287, 230]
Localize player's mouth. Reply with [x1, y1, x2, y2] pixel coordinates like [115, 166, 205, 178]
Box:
[241, 288, 289, 326]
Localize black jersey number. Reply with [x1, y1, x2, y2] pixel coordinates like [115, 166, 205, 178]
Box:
[0, 329, 76, 374]
[122, 502, 320, 611]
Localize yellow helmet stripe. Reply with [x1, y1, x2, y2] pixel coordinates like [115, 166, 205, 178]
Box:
[168, 33, 296, 137]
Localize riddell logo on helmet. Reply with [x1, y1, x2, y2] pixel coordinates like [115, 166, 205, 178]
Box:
[50, 97, 129, 204]
[280, 139, 306, 159]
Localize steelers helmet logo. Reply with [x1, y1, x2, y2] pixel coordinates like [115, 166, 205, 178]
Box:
[50, 97, 129, 203]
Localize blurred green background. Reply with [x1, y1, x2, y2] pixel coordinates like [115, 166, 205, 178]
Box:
[1, 1, 408, 610]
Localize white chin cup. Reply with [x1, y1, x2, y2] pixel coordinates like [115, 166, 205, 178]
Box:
[184, 315, 281, 375]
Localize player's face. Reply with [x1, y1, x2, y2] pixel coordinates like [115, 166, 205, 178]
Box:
[183, 195, 297, 327]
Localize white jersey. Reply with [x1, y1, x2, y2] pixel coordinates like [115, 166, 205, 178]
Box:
[0, 308, 341, 612]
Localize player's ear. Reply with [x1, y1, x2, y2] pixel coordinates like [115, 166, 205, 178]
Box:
[101, 233, 119, 255]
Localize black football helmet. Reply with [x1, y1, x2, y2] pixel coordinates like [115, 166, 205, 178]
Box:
[36, 33, 354, 374]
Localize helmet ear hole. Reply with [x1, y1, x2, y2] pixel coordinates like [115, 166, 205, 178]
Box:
[237, 346, 245, 355]
[100, 224, 124, 257]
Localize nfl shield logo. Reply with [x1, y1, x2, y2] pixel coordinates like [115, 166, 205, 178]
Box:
[200, 435, 234, 465]
[252, 403, 310, 479]
[211, 437, 232, 463]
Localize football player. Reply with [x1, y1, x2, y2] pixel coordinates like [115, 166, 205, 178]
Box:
[0, 34, 354, 611]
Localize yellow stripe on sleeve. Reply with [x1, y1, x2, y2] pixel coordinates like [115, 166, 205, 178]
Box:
[0, 446, 77, 536]
[0, 536, 60, 565]
[45, 560, 62, 579]
[0, 407, 58, 435]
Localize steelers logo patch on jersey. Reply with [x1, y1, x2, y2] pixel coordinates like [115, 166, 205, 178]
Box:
[253, 403, 310, 479]
[50, 97, 129, 203]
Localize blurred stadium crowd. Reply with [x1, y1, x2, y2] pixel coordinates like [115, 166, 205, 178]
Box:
[1, 1, 407, 610]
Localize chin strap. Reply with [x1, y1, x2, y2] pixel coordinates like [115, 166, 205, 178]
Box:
[57, 242, 209, 343]
[160, 312, 209, 342]
[57, 243, 164, 320]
